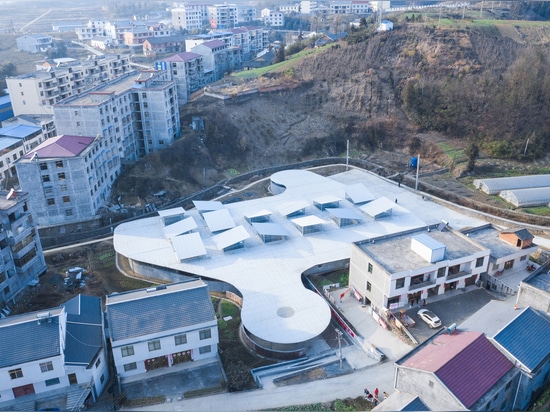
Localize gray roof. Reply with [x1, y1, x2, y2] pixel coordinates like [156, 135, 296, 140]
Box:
[473, 174, 550, 195]
[0, 308, 63, 368]
[492, 307, 550, 372]
[63, 295, 103, 365]
[106, 280, 215, 342]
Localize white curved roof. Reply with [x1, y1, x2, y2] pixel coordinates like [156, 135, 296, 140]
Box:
[114, 169, 486, 345]
[473, 174, 550, 195]
[499, 187, 550, 208]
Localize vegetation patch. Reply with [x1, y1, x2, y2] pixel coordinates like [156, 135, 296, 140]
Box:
[122, 395, 165, 407]
[184, 385, 226, 398]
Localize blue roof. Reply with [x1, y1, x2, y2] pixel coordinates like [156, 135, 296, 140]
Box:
[0, 95, 11, 105]
[106, 280, 215, 342]
[63, 295, 104, 365]
[0, 309, 63, 368]
[402, 397, 429, 411]
[493, 307, 550, 372]
[0, 137, 22, 151]
[0, 124, 40, 139]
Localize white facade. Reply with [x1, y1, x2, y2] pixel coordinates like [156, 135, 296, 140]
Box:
[208, 4, 238, 29]
[16, 35, 52, 54]
[156, 52, 205, 104]
[262, 9, 285, 27]
[237, 5, 257, 23]
[330, 0, 370, 14]
[172, 5, 209, 31]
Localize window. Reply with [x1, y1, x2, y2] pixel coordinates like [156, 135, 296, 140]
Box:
[199, 329, 211, 340]
[520, 255, 527, 261]
[148, 340, 161, 351]
[9, 368, 23, 379]
[55, 160, 63, 168]
[95, 358, 101, 368]
[123, 362, 137, 372]
[40, 361, 54, 373]
[367, 263, 373, 273]
[199, 345, 211, 354]
[437, 267, 446, 278]
[175, 334, 187, 345]
[42, 175, 50, 183]
[475, 257, 484, 268]
[504, 260, 514, 270]
[74, 111, 79, 116]
[45, 377, 60, 386]
[366, 281, 371, 292]
[428, 380, 434, 388]
[47, 198, 55, 206]
[60, 184, 67, 192]
[506, 380, 512, 390]
[62, 196, 70, 203]
[395, 278, 405, 289]
[58, 172, 66, 180]
[65, 209, 73, 217]
[100, 374, 105, 384]
[39, 162, 48, 170]
[121, 345, 134, 357]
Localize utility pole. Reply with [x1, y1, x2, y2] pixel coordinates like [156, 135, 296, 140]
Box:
[523, 139, 529, 156]
[415, 154, 420, 191]
[346, 139, 349, 171]
[335, 328, 343, 369]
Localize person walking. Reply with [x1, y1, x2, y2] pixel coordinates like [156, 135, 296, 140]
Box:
[374, 387, 379, 399]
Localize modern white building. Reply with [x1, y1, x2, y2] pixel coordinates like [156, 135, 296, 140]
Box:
[190, 40, 242, 82]
[261, 8, 285, 27]
[106, 280, 218, 379]
[156, 52, 205, 104]
[0, 123, 45, 181]
[329, 0, 370, 14]
[0, 295, 109, 410]
[208, 3, 238, 29]
[171, 4, 209, 32]
[6, 54, 131, 116]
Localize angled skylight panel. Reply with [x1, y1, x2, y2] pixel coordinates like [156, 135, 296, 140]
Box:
[163, 216, 198, 239]
[203, 208, 235, 233]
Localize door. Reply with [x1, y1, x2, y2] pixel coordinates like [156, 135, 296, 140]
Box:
[68, 373, 78, 385]
[13, 384, 35, 398]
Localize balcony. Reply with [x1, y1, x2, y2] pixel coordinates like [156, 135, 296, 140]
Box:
[409, 279, 435, 291]
[447, 270, 472, 281]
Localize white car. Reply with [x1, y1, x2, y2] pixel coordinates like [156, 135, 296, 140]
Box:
[417, 309, 442, 328]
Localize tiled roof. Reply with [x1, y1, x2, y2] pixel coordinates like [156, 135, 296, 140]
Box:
[502, 228, 534, 240]
[402, 397, 430, 411]
[0, 308, 63, 368]
[23, 135, 95, 159]
[63, 295, 103, 365]
[201, 40, 226, 48]
[106, 280, 215, 342]
[163, 52, 202, 62]
[402, 331, 513, 409]
[493, 307, 550, 372]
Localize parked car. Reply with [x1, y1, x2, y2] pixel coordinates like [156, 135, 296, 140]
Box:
[417, 309, 442, 328]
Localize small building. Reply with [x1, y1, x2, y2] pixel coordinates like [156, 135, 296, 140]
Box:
[377, 19, 393, 31]
[394, 331, 519, 411]
[0, 95, 14, 123]
[143, 35, 186, 57]
[516, 262, 550, 314]
[105, 280, 219, 379]
[0, 295, 109, 410]
[16, 34, 52, 53]
[90, 36, 113, 50]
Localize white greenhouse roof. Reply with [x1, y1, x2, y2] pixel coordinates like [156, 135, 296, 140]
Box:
[203, 209, 235, 233]
[212, 225, 250, 250]
[499, 187, 550, 208]
[473, 174, 550, 195]
[162, 216, 197, 239]
[114, 169, 487, 346]
[345, 183, 375, 204]
[171, 232, 206, 261]
[158, 207, 185, 217]
[359, 196, 395, 218]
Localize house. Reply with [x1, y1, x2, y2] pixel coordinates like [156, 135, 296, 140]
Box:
[143, 35, 186, 57]
[490, 307, 550, 410]
[90, 36, 113, 50]
[105, 280, 219, 379]
[394, 331, 519, 411]
[0, 295, 108, 410]
[349, 224, 490, 314]
[516, 260, 550, 313]
[261, 8, 285, 27]
[237, 5, 257, 23]
[462, 224, 538, 294]
[377, 19, 394, 31]
[16, 34, 52, 53]
[156, 52, 205, 104]
[190, 40, 242, 82]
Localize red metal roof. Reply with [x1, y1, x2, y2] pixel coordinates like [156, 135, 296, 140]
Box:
[163, 52, 202, 62]
[24, 135, 95, 159]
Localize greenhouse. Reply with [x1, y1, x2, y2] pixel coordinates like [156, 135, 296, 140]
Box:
[499, 187, 550, 208]
[473, 174, 550, 195]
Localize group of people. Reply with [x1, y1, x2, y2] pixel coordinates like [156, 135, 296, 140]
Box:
[363, 387, 389, 406]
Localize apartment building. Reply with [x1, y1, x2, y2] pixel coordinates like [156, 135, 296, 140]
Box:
[104, 20, 147, 46]
[330, 0, 370, 14]
[156, 52, 205, 104]
[190, 40, 242, 81]
[208, 4, 238, 29]
[261, 9, 285, 27]
[0, 295, 109, 410]
[106, 280, 218, 379]
[75, 19, 109, 41]
[0, 190, 47, 307]
[143, 35, 186, 57]
[171, 4, 209, 32]
[0, 123, 45, 181]
[237, 5, 257, 23]
[6, 54, 131, 116]
[349, 224, 490, 313]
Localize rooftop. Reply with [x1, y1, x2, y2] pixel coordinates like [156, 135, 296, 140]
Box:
[463, 224, 523, 259]
[114, 169, 487, 346]
[21, 135, 95, 160]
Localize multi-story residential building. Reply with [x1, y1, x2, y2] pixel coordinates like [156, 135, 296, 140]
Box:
[237, 5, 257, 23]
[6, 54, 131, 116]
[190, 40, 242, 82]
[123, 27, 153, 49]
[394, 331, 519, 411]
[16, 134, 119, 227]
[104, 20, 147, 46]
[279, 4, 300, 13]
[349, 224, 490, 313]
[261, 9, 285, 27]
[0, 123, 45, 181]
[105, 280, 219, 379]
[75, 19, 109, 41]
[16, 34, 53, 54]
[143, 35, 186, 57]
[172, 4, 209, 32]
[207, 4, 238, 29]
[330, 0, 370, 14]
[370, 0, 391, 11]
[0, 295, 109, 410]
[156, 52, 205, 104]
[0, 189, 47, 306]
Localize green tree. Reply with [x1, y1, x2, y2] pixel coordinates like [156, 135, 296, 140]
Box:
[464, 142, 479, 171]
[274, 45, 285, 63]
